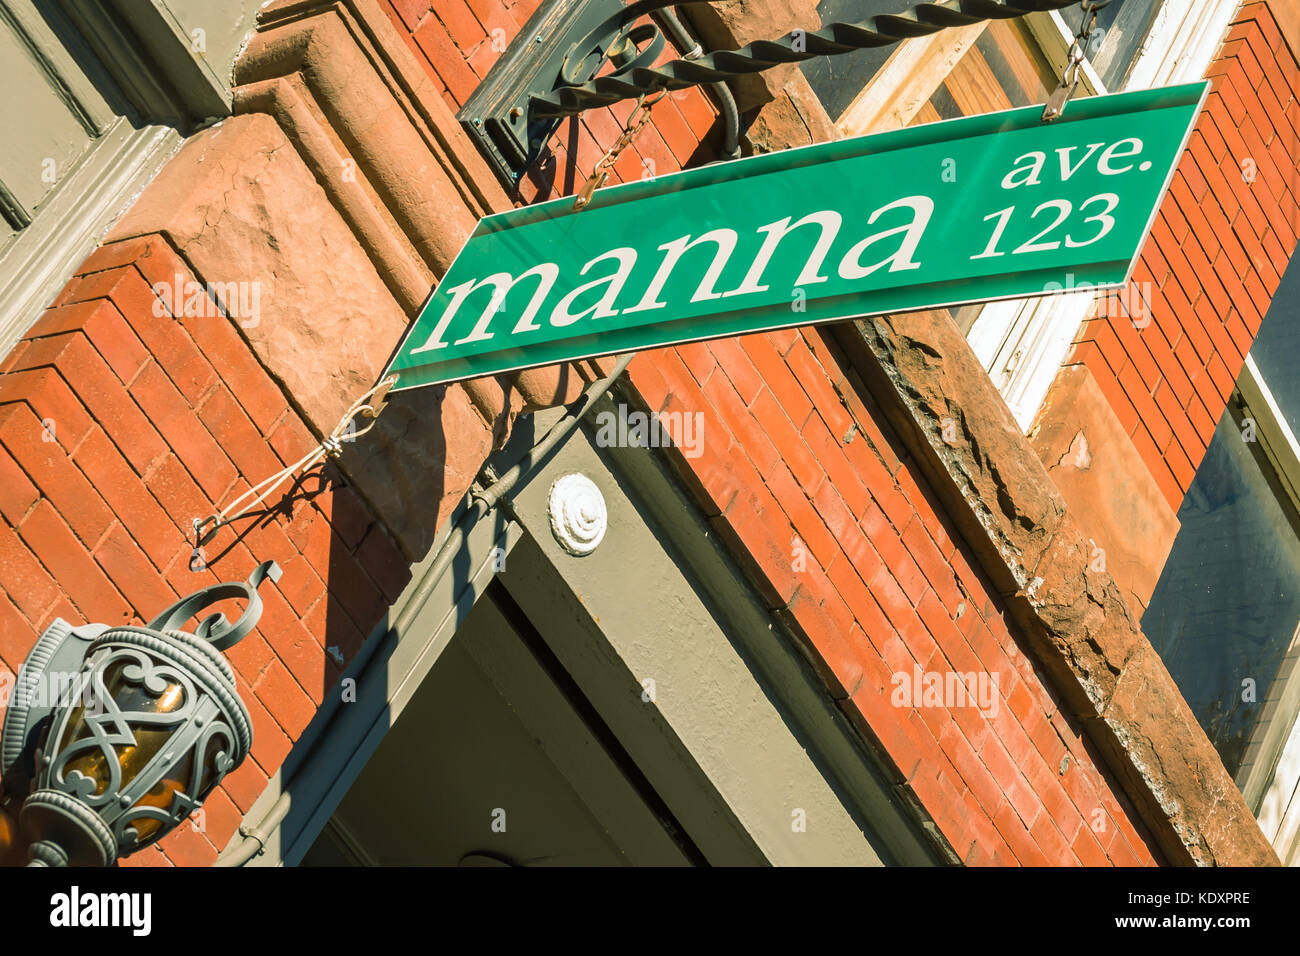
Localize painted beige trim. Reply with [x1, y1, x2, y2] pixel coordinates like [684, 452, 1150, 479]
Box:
[0, 120, 180, 359]
[836, 22, 989, 136]
[227, 495, 527, 866]
[232, 402, 926, 865]
[504, 421, 890, 865]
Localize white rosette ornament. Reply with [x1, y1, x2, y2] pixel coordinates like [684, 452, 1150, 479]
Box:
[547, 473, 608, 556]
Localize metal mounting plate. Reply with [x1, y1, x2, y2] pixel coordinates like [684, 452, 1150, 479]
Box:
[457, 0, 627, 190]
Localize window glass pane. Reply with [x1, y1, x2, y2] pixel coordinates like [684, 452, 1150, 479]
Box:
[1063, 0, 1162, 89]
[1243, 246, 1300, 435]
[1143, 413, 1300, 779]
[798, 0, 900, 121]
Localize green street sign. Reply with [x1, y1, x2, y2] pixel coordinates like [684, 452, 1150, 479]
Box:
[385, 81, 1207, 392]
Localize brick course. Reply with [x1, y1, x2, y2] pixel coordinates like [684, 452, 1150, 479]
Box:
[622, 325, 1160, 864]
[1068, 2, 1300, 510]
[379, 0, 721, 203]
[0, 236, 409, 865]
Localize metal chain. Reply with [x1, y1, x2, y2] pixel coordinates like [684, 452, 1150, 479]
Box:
[1041, 0, 1112, 121]
[574, 90, 666, 210]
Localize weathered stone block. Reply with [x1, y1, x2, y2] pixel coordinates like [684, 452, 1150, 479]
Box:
[744, 72, 839, 153]
[842, 307, 1279, 866]
[108, 113, 408, 437]
[1030, 364, 1180, 619]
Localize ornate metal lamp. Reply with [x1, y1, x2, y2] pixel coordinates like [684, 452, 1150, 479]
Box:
[0, 562, 280, 867]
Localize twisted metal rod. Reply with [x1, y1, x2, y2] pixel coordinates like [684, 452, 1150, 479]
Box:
[533, 0, 1082, 117]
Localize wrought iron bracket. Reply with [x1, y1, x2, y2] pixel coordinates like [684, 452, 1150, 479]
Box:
[458, 0, 1081, 190]
[148, 560, 282, 651]
[459, 0, 635, 190]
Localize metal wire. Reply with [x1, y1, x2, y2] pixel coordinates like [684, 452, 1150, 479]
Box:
[214, 354, 635, 866]
[657, 6, 741, 160]
[533, 0, 1083, 117]
[191, 375, 397, 551]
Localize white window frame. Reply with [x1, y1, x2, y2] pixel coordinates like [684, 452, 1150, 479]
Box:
[1233, 356, 1300, 863]
[966, 0, 1240, 431]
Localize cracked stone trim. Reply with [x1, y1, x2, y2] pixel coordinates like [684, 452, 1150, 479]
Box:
[836, 312, 1279, 867]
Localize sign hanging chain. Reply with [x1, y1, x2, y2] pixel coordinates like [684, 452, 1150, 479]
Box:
[190, 375, 398, 559]
[574, 90, 667, 210]
[1041, 0, 1111, 122]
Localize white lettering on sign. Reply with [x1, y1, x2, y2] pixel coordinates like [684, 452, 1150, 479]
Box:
[723, 210, 841, 298]
[977, 134, 1147, 261]
[550, 248, 637, 327]
[411, 194, 933, 352]
[999, 136, 1148, 189]
[412, 264, 559, 353]
[624, 227, 740, 314]
[1098, 137, 1145, 175]
[973, 193, 1120, 259]
[384, 82, 1207, 392]
[837, 195, 933, 279]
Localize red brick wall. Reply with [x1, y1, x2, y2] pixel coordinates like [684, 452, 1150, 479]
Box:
[2, 0, 1242, 867]
[0, 235, 409, 866]
[1068, 2, 1300, 509]
[380, 0, 1163, 864]
[614, 328, 1160, 865]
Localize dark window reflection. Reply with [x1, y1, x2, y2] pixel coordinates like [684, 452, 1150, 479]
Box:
[798, 1, 900, 121]
[1144, 252, 1300, 785]
[1143, 414, 1300, 779]
[1142, 251, 1300, 783]
[1244, 251, 1300, 436]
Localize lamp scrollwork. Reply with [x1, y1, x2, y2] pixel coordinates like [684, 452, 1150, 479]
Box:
[0, 561, 280, 866]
